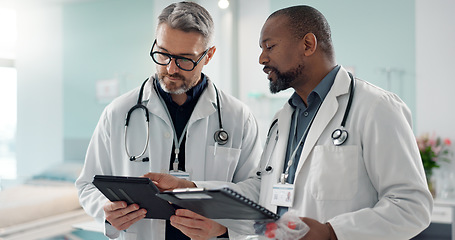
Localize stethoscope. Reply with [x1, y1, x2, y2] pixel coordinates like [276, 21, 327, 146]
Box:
[257, 72, 356, 176]
[331, 72, 355, 146]
[256, 118, 278, 176]
[124, 77, 229, 163]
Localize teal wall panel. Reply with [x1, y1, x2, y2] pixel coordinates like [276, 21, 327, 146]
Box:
[269, 0, 416, 124]
[63, 0, 155, 140]
[62, 0, 417, 155]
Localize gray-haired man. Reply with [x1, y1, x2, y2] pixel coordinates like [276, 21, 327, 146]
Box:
[76, 2, 262, 240]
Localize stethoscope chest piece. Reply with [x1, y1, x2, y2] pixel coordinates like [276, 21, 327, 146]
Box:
[331, 128, 348, 146]
[212, 84, 229, 145]
[214, 129, 229, 145]
[331, 72, 356, 146]
[125, 77, 229, 162]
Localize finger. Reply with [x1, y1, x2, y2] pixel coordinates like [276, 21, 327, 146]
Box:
[170, 220, 202, 239]
[300, 217, 330, 240]
[171, 214, 205, 230]
[173, 210, 211, 230]
[142, 172, 166, 182]
[175, 209, 206, 220]
[105, 204, 143, 224]
[171, 215, 227, 240]
[143, 173, 196, 190]
[142, 173, 173, 191]
[117, 204, 143, 217]
[113, 209, 147, 231]
[107, 206, 147, 230]
[104, 201, 127, 212]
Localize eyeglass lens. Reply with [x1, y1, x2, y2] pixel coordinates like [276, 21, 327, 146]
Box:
[152, 52, 195, 71]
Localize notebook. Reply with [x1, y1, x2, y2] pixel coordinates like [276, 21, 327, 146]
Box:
[156, 187, 279, 221]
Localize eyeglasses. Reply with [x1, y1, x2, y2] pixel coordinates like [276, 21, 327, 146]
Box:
[150, 40, 209, 71]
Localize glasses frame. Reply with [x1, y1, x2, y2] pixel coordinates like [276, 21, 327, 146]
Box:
[150, 39, 209, 71]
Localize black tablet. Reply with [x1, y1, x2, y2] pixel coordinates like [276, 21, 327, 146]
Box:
[92, 175, 175, 219]
[157, 187, 279, 221]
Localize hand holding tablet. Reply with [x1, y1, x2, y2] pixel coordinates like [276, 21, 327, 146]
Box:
[92, 175, 175, 219]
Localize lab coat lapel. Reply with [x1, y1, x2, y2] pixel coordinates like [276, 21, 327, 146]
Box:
[187, 79, 217, 126]
[144, 76, 173, 127]
[274, 104, 294, 175]
[294, 68, 352, 177]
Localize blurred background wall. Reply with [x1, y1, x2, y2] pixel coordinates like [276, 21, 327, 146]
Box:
[0, 0, 453, 182]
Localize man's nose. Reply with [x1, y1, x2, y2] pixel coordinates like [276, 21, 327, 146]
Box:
[259, 51, 269, 65]
[167, 59, 180, 74]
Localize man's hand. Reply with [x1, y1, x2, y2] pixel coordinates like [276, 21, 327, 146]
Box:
[299, 217, 337, 240]
[142, 172, 196, 191]
[170, 209, 227, 240]
[104, 201, 147, 231]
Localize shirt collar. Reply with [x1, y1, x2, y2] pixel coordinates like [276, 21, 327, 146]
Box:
[156, 73, 208, 106]
[289, 65, 340, 109]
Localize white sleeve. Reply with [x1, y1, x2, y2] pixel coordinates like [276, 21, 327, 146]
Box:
[75, 108, 113, 220]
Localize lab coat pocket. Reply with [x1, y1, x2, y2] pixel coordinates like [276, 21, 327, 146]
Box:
[205, 146, 241, 181]
[311, 145, 358, 200]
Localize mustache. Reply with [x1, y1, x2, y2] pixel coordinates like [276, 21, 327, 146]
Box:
[263, 65, 278, 73]
[166, 73, 185, 80]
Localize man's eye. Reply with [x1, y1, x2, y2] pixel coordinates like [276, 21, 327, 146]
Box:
[266, 45, 275, 50]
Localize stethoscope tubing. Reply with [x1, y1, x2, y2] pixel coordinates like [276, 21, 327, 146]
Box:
[124, 77, 228, 162]
[257, 119, 278, 176]
[331, 72, 355, 146]
[125, 78, 151, 162]
[340, 72, 355, 128]
[258, 72, 356, 175]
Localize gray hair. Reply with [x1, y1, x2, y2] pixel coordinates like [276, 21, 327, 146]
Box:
[157, 1, 214, 48]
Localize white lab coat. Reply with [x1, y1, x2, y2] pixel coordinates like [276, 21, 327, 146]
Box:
[226, 67, 433, 239]
[75, 76, 262, 240]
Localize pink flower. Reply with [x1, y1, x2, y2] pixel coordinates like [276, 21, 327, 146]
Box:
[416, 133, 452, 173]
[417, 143, 424, 151]
[433, 146, 442, 156]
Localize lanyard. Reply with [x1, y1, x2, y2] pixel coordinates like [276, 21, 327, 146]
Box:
[281, 103, 322, 184]
[154, 81, 190, 172]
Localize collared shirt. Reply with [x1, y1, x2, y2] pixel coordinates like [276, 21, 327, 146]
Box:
[156, 74, 208, 141]
[278, 65, 340, 216]
[156, 74, 208, 240]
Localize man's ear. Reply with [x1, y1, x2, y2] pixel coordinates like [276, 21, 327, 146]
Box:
[204, 46, 216, 65]
[301, 33, 317, 57]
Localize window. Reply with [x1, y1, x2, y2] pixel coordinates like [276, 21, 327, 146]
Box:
[0, 8, 16, 59]
[0, 7, 17, 180]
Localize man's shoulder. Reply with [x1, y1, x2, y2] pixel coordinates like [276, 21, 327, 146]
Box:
[353, 79, 411, 119]
[217, 90, 253, 115]
[355, 79, 405, 105]
[104, 85, 141, 115]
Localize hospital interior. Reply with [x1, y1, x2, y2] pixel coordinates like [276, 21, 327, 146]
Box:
[0, 0, 454, 239]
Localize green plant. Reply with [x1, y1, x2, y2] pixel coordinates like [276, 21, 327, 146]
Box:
[417, 133, 451, 174]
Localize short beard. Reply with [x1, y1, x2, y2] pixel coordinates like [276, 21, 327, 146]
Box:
[157, 73, 189, 95]
[269, 65, 303, 94]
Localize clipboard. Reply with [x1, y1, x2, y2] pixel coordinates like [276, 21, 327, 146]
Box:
[92, 175, 175, 219]
[156, 187, 280, 221]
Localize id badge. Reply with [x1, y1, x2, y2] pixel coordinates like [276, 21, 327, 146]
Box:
[271, 183, 295, 207]
[170, 170, 190, 180]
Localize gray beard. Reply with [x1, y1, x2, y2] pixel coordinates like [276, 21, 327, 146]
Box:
[158, 77, 188, 95]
